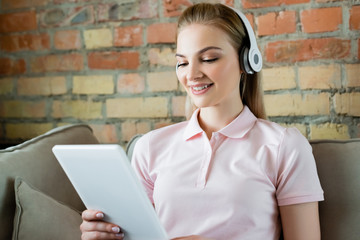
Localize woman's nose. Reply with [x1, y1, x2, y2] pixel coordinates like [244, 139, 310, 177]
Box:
[186, 62, 203, 81]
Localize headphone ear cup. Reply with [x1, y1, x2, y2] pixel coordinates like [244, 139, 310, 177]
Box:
[240, 47, 253, 75]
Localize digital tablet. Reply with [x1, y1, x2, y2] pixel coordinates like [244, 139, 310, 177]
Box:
[52, 144, 168, 240]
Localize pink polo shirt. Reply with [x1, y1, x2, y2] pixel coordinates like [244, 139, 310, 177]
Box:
[131, 106, 324, 240]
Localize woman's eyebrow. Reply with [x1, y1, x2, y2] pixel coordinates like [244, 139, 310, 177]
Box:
[175, 46, 222, 58]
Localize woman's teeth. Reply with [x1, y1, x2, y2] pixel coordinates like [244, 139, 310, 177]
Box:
[193, 84, 212, 91]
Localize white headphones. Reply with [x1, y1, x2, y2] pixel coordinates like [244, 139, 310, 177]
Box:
[176, 5, 262, 75]
[229, 6, 262, 74]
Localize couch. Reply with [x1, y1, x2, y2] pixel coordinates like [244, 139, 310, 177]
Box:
[0, 124, 359, 240]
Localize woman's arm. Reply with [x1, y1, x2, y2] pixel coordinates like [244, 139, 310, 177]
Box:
[279, 202, 321, 240]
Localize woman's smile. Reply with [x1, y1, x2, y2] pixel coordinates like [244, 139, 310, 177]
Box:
[190, 83, 214, 95]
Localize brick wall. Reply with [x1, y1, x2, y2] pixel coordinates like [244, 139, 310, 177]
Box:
[0, 0, 359, 146]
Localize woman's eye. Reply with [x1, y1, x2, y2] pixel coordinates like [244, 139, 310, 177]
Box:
[178, 63, 188, 67]
[203, 58, 218, 63]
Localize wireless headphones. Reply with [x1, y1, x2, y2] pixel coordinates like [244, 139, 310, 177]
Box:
[176, 5, 262, 75]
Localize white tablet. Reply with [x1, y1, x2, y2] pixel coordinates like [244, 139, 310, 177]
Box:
[52, 144, 168, 240]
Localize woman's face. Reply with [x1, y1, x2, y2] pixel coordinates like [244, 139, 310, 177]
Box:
[176, 23, 242, 110]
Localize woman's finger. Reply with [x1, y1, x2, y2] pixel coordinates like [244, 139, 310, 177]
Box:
[82, 209, 104, 221]
[81, 231, 124, 240]
[80, 220, 122, 233]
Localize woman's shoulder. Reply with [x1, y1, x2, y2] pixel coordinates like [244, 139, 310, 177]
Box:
[254, 118, 307, 145]
[136, 120, 189, 145]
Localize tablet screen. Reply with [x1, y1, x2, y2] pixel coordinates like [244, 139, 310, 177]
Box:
[53, 144, 168, 240]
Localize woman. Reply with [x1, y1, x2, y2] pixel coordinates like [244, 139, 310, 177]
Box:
[80, 3, 324, 240]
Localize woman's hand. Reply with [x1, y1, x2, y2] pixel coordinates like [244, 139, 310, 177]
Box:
[80, 209, 124, 240]
[172, 236, 214, 240]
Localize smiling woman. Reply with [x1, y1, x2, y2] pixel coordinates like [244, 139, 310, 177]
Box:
[79, 3, 324, 240]
[176, 4, 266, 121]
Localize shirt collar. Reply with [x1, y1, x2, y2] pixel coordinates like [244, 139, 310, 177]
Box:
[183, 105, 257, 140]
[183, 108, 203, 140]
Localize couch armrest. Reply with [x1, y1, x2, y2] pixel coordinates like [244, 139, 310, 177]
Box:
[0, 124, 99, 240]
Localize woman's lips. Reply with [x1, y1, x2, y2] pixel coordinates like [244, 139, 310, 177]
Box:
[190, 83, 214, 95]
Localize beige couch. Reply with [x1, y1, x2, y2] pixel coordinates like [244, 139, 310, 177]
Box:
[0, 124, 359, 240]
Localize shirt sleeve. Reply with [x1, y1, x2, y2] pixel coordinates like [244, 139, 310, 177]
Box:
[276, 128, 324, 206]
[130, 133, 155, 204]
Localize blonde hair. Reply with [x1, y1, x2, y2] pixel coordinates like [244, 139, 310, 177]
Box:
[177, 3, 267, 120]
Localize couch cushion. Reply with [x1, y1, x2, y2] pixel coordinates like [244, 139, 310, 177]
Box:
[12, 178, 82, 240]
[310, 139, 360, 240]
[0, 124, 99, 240]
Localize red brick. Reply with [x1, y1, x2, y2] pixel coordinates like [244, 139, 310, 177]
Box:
[162, 0, 233, 17]
[350, 5, 360, 30]
[114, 25, 143, 47]
[246, 13, 254, 29]
[223, 0, 234, 5]
[163, 0, 192, 17]
[121, 121, 151, 142]
[147, 23, 177, 44]
[117, 73, 145, 94]
[257, 11, 296, 36]
[30, 54, 83, 73]
[316, 0, 344, 2]
[54, 30, 81, 50]
[88, 51, 139, 70]
[301, 7, 342, 33]
[265, 38, 350, 63]
[90, 124, 118, 143]
[0, 11, 37, 33]
[0, 33, 50, 52]
[1, 0, 48, 9]
[242, 0, 309, 9]
[0, 58, 26, 75]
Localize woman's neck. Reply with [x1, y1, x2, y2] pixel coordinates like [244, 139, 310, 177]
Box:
[198, 102, 244, 140]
